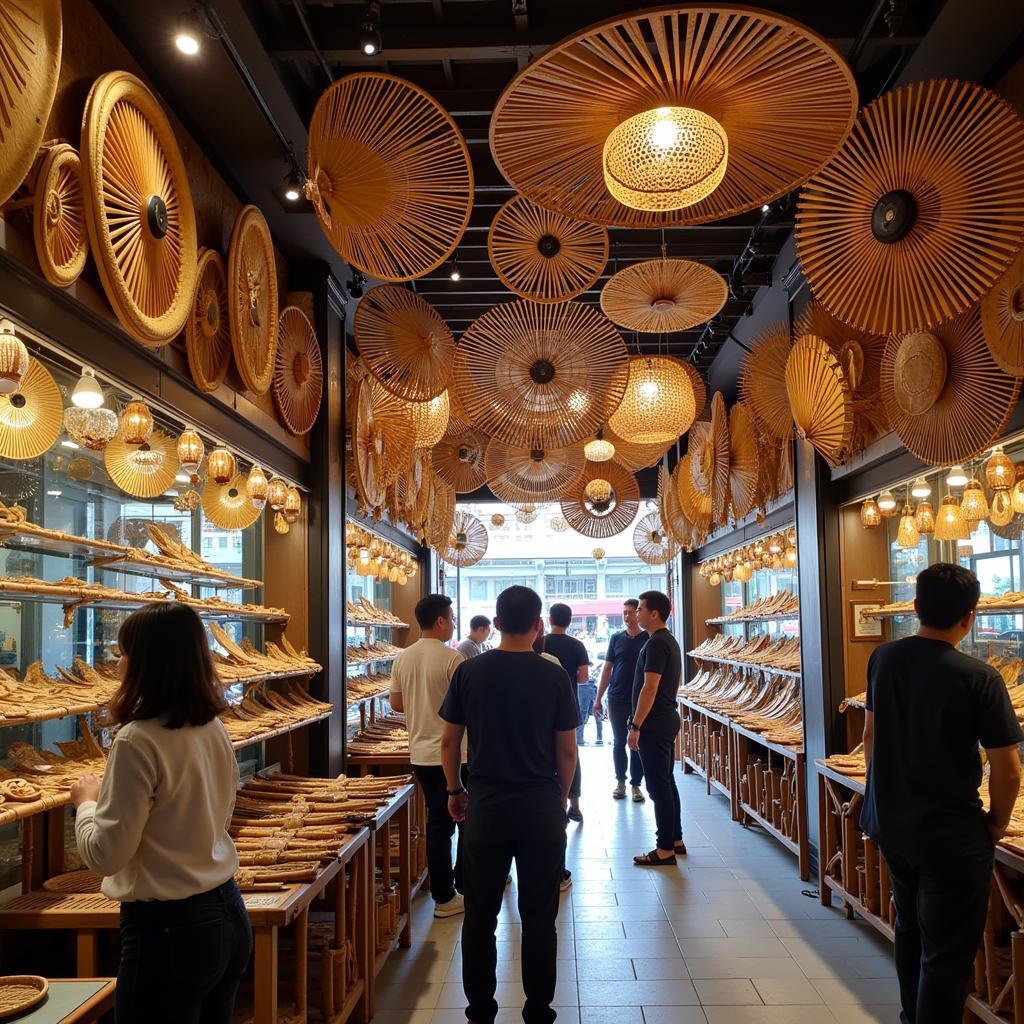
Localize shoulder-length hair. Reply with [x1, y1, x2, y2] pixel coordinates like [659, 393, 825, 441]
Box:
[110, 603, 226, 729]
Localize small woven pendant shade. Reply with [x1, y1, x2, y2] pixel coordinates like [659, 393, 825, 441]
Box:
[960, 479, 989, 524]
[982, 248, 1024, 377]
[273, 306, 323, 436]
[934, 494, 969, 542]
[64, 407, 117, 451]
[633, 510, 678, 565]
[860, 497, 881, 528]
[484, 439, 585, 503]
[784, 334, 854, 468]
[914, 500, 935, 534]
[985, 447, 1015, 491]
[202, 473, 263, 530]
[441, 511, 489, 568]
[206, 446, 235, 485]
[608, 355, 697, 445]
[409, 392, 450, 448]
[561, 460, 639, 539]
[431, 426, 489, 493]
[739, 323, 792, 440]
[600, 259, 727, 334]
[991, 489, 1015, 528]
[33, 143, 89, 288]
[186, 250, 231, 393]
[728, 402, 759, 522]
[104, 429, 177, 498]
[0, 358, 62, 460]
[246, 465, 269, 510]
[0, 321, 28, 395]
[550, 514, 568, 533]
[490, 513, 505, 528]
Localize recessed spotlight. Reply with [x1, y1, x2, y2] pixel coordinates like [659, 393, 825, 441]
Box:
[449, 264, 461, 282]
[60, 440, 80, 450]
[359, 1, 382, 55]
[46, 489, 62, 497]
[174, 10, 203, 55]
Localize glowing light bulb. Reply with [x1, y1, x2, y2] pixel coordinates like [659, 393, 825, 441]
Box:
[650, 110, 679, 150]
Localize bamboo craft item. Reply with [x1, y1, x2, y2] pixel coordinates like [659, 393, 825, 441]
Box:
[426, 479, 456, 550]
[675, 453, 712, 536]
[430, 426, 489, 493]
[31, 142, 88, 287]
[185, 249, 231, 392]
[484, 439, 584, 502]
[273, 306, 324, 435]
[440, 511, 489, 568]
[103, 428, 177, 498]
[608, 355, 697, 446]
[633, 511, 677, 565]
[982, 248, 1024, 377]
[687, 394, 730, 526]
[560, 459, 639, 539]
[727, 402, 759, 522]
[739, 322, 792, 441]
[784, 334, 854, 468]
[352, 378, 417, 510]
[202, 473, 263, 531]
[601, 258, 727, 333]
[0, 976, 49, 1020]
[658, 463, 698, 550]
[603, 424, 673, 473]
[0, 358, 62, 460]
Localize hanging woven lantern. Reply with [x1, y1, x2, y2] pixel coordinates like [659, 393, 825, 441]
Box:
[515, 504, 538, 525]
[960, 480, 989, 524]
[992, 489, 1015, 528]
[934, 494, 969, 541]
[68, 456, 93, 482]
[592, 547, 606, 561]
[177, 428, 204, 473]
[985, 447, 1015, 491]
[1013, 478, 1024, 515]
[709, 572, 722, 586]
[247, 464, 269, 509]
[860, 497, 881, 529]
[120, 401, 153, 445]
[897, 504, 920, 548]
[491, 513, 505, 528]
[608, 355, 696, 445]
[914, 500, 935, 534]
[0, 320, 29, 395]
[584, 433, 615, 463]
[784, 546, 798, 567]
[274, 511, 290, 535]
[550, 514, 569, 533]
[584, 477, 613, 504]
[283, 486, 302, 524]
[207, 446, 236, 485]
[64, 407, 117, 451]
[173, 488, 200, 513]
[409, 391, 450, 448]
[267, 477, 289, 511]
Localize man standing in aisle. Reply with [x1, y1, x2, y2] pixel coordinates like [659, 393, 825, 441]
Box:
[456, 615, 491, 661]
[541, 603, 590, 823]
[628, 591, 685, 865]
[861, 563, 1022, 1024]
[440, 586, 578, 1024]
[388, 594, 467, 918]
[595, 598, 648, 802]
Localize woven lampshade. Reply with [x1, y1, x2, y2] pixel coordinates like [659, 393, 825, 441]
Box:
[174, 488, 200, 514]
[785, 334, 854, 468]
[934, 494, 969, 542]
[441, 511, 489, 568]
[176, 429, 204, 473]
[584, 477, 612, 504]
[960, 480, 989, 524]
[739, 322, 792, 440]
[914, 500, 935, 534]
[989, 489, 1015, 528]
[600, 259, 727, 334]
[267, 478, 289, 511]
[514, 504, 539, 525]
[352, 377, 416, 510]
[860, 498, 881, 529]
[897, 508, 919, 548]
[228, 205, 278, 395]
[453, 299, 628, 449]
[64, 407, 117, 451]
[728, 402, 759, 522]
[592, 547, 606, 561]
[32, 143, 89, 288]
[0, 321, 28, 396]
[202, 473, 263, 530]
[608, 355, 697, 445]
[484, 438, 585, 503]
[561, 460, 639, 539]
[797, 78, 1024, 335]
[490, 7, 855, 227]
[550, 514, 568, 533]
[409, 392, 450, 449]
[633, 510, 678, 565]
[207, 446, 236, 486]
[120, 401, 153, 446]
[982, 248, 1024, 377]
[274, 512, 290, 535]
[0, 357, 62, 460]
[490, 513, 505, 528]
[273, 306, 323, 436]
[67, 456, 93, 482]
[283, 487, 302, 524]
[985, 448, 1015, 491]
[185, 249, 231, 393]
[583, 434, 615, 463]
[305, 72, 472, 282]
[246, 465, 269, 510]
[487, 194, 608, 302]
[880, 310, 1020, 466]
[431, 426, 489, 493]
[104, 429, 177, 498]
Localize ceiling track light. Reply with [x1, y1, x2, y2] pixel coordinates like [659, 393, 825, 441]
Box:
[448, 252, 461, 282]
[283, 164, 305, 203]
[359, 1, 383, 56]
[174, 7, 210, 56]
[347, 269, 366, 299]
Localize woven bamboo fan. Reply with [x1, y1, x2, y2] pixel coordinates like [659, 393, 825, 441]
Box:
[0, 0, 61, 209]
[186, 249, 231, 393]
[728, 401, 759, 521]
[427, 479, 456, 550]
[658, 464, 696, 549]
[600, 259, 727, 333]
[739, 322, 792, 440]
[602, 423, 672, 472]
[682, 360, 708, 419]
[797, 78, 1024, 335]
[560, 459, 639, 539]
[688, 393, 730, 525]
[305, 72, 473, 282]
[273, 306, 323, 435]
[353, 378, 416, 509]
[32, 143, 88, 287]
[202, 473, 263, 530]
[880, 309, 1020, 466]
[756, 432, 794, 510]
[354, 286, 455, 402]
[431, 426, 489, 493]
[484, 438, 585, 502]
[441, 511, 489, 568]
[785, 334, 854, 468]
[0, 357, 61, 460]
[487, 194, 608, 302]
[228, 205, 279, 395]
[490, 7, 855, 228]
[103, 429, 177, 499]
[676, 453, 712, 534]
[453, 299, 628, 448]
[633, 510, 678, 565]
[982, 248, 1024, 377]
[81, 71, 197, 346]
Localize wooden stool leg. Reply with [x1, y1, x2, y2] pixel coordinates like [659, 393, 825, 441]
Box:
[294, 908, 309, 1018]
[76, 929, 98, 976]
[254, 926, 279, 1024]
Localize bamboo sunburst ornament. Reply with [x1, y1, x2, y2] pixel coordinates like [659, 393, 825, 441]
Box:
[186, 249, 231, 393]
[688, 392, 730, 525]
[103, 429, 177, 499]
[739, 322, 792, 441]
[305, 72, 473, 282]
[487, 194, 609, 302]
[727, 401, 759, 522]
[982, 248, 1024, 377]
[676, 452, 712, 535]
[797, 78, 1024, 335]
[32, 143, 88, 288]
[202, 473, 263, 531]
[484, 438, 586, 502]
[784, 334, 854, 468]
[273, 306, 323, 435]
[353, 377, 416, 510]
[81, 71, 197, 346]
[0, 357, 61, 460]
[660, 463, 698, 549]
[228, 205, 278, 395]
[427, 478, 457, 550]
[633, 510, 678, 565]
[561, 459, 639, 539]
[601, 259, 727, 334]
[431, 426, 489, 493]
[441, 511, 489, 568]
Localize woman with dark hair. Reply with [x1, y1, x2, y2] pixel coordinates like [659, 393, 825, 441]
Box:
[70, 602, 251, 1024]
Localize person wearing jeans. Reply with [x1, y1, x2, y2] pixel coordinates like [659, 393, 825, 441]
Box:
[576, 680, 598, 744]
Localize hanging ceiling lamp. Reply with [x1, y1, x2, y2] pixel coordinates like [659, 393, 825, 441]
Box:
[120, 401, 153, 446]
[550, 514, 569, 533]
[490, 513, 505, 528]
[64, 406, 118, 451]
[784, 546, 798, 567]
[960, 479, 989, 524]
[946, 465, 969, 488]
[176, 428, 204, 474]
[991, 489, 1015, 528]
[0, 321, 29, 397]
[911, 476, 931, 499]
[409, 391, 450, 448]
[206, 446, 235, 485]
[246, 464, 269, 510]
[283, 486, 302, 524]
[592, 547, 606, 562]
[608, 355, 696, 445]
[584, 431, 615, 463]
[914, 500, 935, 534]
[985, 446, 1015, 491]
[896, 504, 920, 549]
[877, 489, 897, 516]
[860, 497, 881, 529]
[934, 494, 969, 542]
[267, 477, 289, 511]
[70, 367, 104, 409]
[584, 477, 612, 504]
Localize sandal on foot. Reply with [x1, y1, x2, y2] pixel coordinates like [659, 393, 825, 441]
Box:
[674, 841, 688, 855]
[634, 849, 676, 866]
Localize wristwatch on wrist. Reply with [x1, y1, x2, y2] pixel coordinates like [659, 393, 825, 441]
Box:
[447, 786, 467, 797]
[628, 719, 640, 732]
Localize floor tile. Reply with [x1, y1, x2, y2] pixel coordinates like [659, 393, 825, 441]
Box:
[678, 937, 790, 959]
[828, 1006, 903, 1023]
[580, 1007, 645, 1024]
[685, 958, 806, 980]
[632, 957, 692, 980]
[576, 958, 636, 981]
[751, 977, 823, 1004]
[702, 1008, 838, 1023]
[375, 982, 445, 1011]
[811, 978, 902, 1004]
[693, 979, 763, 1005]
[639, 1008, 709, 1024]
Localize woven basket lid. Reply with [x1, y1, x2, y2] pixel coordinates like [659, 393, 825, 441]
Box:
[0, 358, 62, 461]
[441, 510, 489, 568]
[202, 473, 263, 531]
[601, 259, 727, 334]
[982, 247, 1024, 377]
[727, 401, 759, 522]
[739, 322, 792, 441]
[431, 426, 489, 493]
[633, 509, 678, 565]
[484, 438, 585, 502]
[560, 459, 639, 539]
[33, 143, 88, 288]
[784, 334, 854, 468]
[103, 428, 178, 499]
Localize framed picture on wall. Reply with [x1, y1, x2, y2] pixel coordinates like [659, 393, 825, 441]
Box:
[850, 602, 885, 641]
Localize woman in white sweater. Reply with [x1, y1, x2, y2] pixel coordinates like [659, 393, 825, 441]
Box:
[70, 603, 251, 1023]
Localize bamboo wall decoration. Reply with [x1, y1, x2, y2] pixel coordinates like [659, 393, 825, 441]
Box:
[658, 463, 697, 550]
[273, 306, 324, 435]
[185, 249, 231, 393]
[981, 248, 1024, 377]
[352, 377, 417, 510]
[484, 438, 585, 502]
[784, 334, 854, 468]
[600, 259, 727, 334]
[727, 401, 759, 522]
[81, 71, 197, 346]
[560, 459, 639, 539]
[427, 479, 457, 550]
[32, 143, 88, 288]
[796, 78, 1024, 335]
[305, 71, 473, 282]
[487, 194, 609, 302]
[739, 322, 792, 441]
[633, 510, 678, 565]
[682, 360, 708, 418]
[441, 510, 489, 568]
[688, 393, 731, 525]
[431, 426, 489, 493]
[202, 473, 263, 530]
[676, 452, 712, 535]
[0, 357, 61, 460]
[103, 429, 178, 499]
[489, 7, 856, 227]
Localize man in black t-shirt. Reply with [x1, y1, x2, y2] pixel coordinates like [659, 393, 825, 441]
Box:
[595, 598, 648, 801]
[440, 586, 578, 1024]
[862, 563, 1022, 1024]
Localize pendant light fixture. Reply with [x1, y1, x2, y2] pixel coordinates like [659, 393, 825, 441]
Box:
[1012, 475, 1024, 515]
[70, 368, 104, 409]
[283, 486, 302, 523]
[120, 401, 154, 446]
[584, 431, 615, 463]
[176, 428, 204, 474]
[490, 513, 505, 528]
[0, 320, 29, 396]
[860, 497, 881, 529]
[877, 489, 897, 516]
[934, 494, 969, 541]
[896, 503, 920, 549]
[984, 446, 1015, 491]
[584, 477, 613, 504]
[207, 445, 236, 485]
[991, 488, 1015, 527]
[960, 479, 989, 524]
[946, 465, 969, 488]
[914, 500, 935, 534]
[246, 464, 269, 509]
[911, 476, 931, 499]
[784, 546, 798, 567]
[267, 477, 289, 511]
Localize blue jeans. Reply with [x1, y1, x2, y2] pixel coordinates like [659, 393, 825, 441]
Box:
[577, 682, 600, 743]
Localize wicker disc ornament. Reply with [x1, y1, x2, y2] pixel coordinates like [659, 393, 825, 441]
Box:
[784, 334, 854, 468]
[441, 511, 489, 568]
[739, 322, 792, 440]
[202, 473, 263, 530]
[982, 248, 1024, 377]
[487, 194, 608, 302]
[601, 259, 727, 333]
[484, 438, 585, 502]
[453, 299, 628, 449]
[688, 392, 730, 525]
[633, 510, 678, 565]
[228, 205, 279, 395]
[33, 143, 88, 287]
[273, 306, 323, 435]
[103, 428, 177, 498]
[185, 249, 231, 393]
[0, 358, 62, 460]
[676, 453, 712, 535]
[81, 71, 197, 346]
[431, 427, 489, 493]
[352, 378, 416, 509]
[797, 78, 1024, 335]
[728, 401, 759, 522]
[561, 460, 639, 539]
[305, 72, 472, 282]
[880, 309, 1020, 466]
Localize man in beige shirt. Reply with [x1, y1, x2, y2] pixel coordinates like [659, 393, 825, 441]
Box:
[389, 593, 467, 917]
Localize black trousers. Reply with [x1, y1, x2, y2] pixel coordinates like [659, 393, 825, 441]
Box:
[462, 792, 567, 1024]
[881, 838, 994, 1024]
[116, 879, 252, 1024]
[412, 763, 469, 903]
[637, 720, 682, 850]
[608, 698, 644, 786]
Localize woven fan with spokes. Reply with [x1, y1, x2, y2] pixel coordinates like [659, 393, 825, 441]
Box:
[31, 143, 88, 288]
[756, 432, 794, 511]
[484, 438, 585, 502]
[0, 357, 62, 460]
[688, 393, 731, 526]
[431, 426, 489, 493]
[202, 473, 262, 531]
[676, 453, 712, 536]
[305, 72, 473, 282]
[797, 78, 1024, 335]
[880, 309, 1020, 466]
[560, 460, 639, 539]
[354, 286, 455, 402]
[728, 402, 759, 522]
[352, 377, 416, 509]
[81, 71, 197, 346]
[658, 464, 696, 550]
[982, 248, 1024, 377]
[453, 299, 628, 449]
[633, 510, 678, 565]
[488, 194, 608, 302]
[273, 306, 323, 435]
[601, 259, 727, 334]
[104, 429, 177, 499]
[739, 322, 792, 440]
[441, 511, 489, 568]
[427, 478, 457, 550]
[186, 249, 231, 393]
[785, 335, 854, 468]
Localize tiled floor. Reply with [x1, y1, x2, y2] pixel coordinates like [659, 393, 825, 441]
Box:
[375, 747, 900, 1024]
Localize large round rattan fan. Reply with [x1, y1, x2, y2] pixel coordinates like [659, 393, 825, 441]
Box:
[81, 71, 197, 346]
[682, 361, 708, 419]
[659, 463, 696, 550]
[186, 249, 231, 393]
[453, 299, 628, 449]
[728, 401, 759, 522]
[601, 259, 727, 334]
[228, 205, 278, 395]
[0, 357, 61, 460]
[431, 426, 489, 493]
[427, 478, 457, 550]
[676, 453, 712, 535]
[0, 0, 61, 210]
[354, 286, 455, 402]
[273, 306, 323, 435]
[982, 248, 1024, 377]
[880, 309, 1020, 466]
[305, 72, 473, 282]
[490, 7, 855, 228]
[484, 438, 585, 502]
[797, 78, 1024, 336]
[601, 423, 672, 473]
[785, 335, 854, 468]
[634, 510, 677, 565]
[756, 431, 794, 511]
[688, 393, 730, 525]
[488, 194, 608, 302]
[202, 473, 262, 530]
[560, 460, 639, 539]
[739, 322, 792, 440]
[441, 511, 489, 568]
[352, 377, 416, 509]
[31, 143, 88, 288]
[103, 428, 177, 499]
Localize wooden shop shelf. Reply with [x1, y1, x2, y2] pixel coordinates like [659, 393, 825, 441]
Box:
[347, 619, 409, 630]
[705, 613, 798, 625]
[687, 652, 801, 678]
